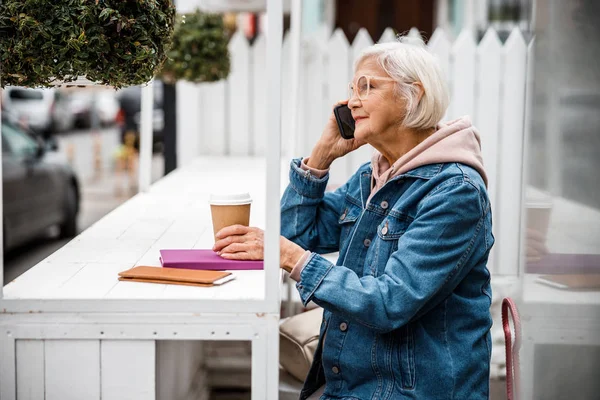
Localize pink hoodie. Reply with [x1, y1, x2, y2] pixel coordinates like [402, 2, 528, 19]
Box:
[369, 115, 487, 203]
[291, 115, 488, 280]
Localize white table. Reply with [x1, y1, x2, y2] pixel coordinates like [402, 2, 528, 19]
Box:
[519, 190, 600, 399]
[0, 156, 287, 400]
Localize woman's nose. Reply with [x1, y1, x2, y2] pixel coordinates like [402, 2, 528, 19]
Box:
[348, 92, 361, 109]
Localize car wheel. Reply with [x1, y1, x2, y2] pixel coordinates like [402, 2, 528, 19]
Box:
[59, 184, 78, 238]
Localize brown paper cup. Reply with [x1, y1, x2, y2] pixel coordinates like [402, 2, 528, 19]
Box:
[525, 189, 553, 239]
[526, 205, 552, 238]
[209, 193, 252, 240]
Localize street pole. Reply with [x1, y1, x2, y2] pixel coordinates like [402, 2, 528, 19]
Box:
[163, 81, 177, 175]
[0, 0, 4, 297]
[0, 68, 3, 300]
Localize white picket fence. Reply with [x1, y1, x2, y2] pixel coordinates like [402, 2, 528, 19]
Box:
[176, 26, 534, 276]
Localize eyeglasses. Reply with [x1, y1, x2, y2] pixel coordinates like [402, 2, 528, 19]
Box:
[348, 75, 397, 101]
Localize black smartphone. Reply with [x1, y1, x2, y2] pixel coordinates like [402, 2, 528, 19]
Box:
[333, 104, 355, 139]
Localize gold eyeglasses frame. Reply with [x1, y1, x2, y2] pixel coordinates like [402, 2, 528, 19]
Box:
[348, 75, 397, 101]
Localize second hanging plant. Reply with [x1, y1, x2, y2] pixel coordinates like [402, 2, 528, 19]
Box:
[159, 10, 231, 84]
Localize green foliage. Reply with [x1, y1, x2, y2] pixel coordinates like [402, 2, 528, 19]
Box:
[0, 0, 176, 88]
[159, 10, 230, 84]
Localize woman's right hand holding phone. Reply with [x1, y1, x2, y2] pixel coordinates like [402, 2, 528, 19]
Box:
[306, 100, 366, 170]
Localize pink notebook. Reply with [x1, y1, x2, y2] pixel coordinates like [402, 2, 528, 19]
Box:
[159, 249, 264, 271]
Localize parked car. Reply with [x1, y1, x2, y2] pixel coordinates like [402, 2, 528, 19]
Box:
[2, 117, 80, 250]
[68, 91, 93, 129]
[2, 87, 74, 135]
[67, 89, 121, 129]
[96, 91, 120, 127]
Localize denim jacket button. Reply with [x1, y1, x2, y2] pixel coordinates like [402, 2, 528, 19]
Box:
[381, 225, 389, 235]
[363, 238, 371, 247]
[380, 200, 389, 209]
[339, 322, 348, 332]
[332, 366, 340, 374]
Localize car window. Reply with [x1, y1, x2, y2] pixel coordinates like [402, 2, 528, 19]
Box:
[2, 136, 10, 154]
[2, 123, 38, 158]
[8, 89, 44, 101]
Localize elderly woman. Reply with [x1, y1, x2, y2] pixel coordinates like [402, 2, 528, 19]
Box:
[213, 40, 494, 399]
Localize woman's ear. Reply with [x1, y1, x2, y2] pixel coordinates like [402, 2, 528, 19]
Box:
[413, 82, 425, 104]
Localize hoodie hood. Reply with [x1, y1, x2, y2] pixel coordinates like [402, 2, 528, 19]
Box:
[369, 116, 487, 202]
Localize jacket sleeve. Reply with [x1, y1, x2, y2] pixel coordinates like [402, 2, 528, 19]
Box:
[280, 158, 350, 254]
[294, 179, 490, 333]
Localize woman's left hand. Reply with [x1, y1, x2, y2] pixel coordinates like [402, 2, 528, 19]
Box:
[525, 228, 549, 263]
[213, 225, 306, 272]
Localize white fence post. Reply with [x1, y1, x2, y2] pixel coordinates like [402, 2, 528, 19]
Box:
[407, 27, 424, 42]
[199, 81, 227, 155]
[176, 81, 202, 166]
[281, 32, 293, 157]
[349, 28, 375, 174]
[300, 38, 327, 159]
[378, 27, 397, 44]
[138, 81, 154, 192]
[449, 30, 476, 120]
[228, 31, 251, 156]
[476, 28, 502, 274]
[326, 28, 352, 185]
[519, 37, 536, 277]
[427, 28, 451, 121]
[497, 28, 528, 276]
[252, 34, 267, 156]
[288, 1, 303, 162]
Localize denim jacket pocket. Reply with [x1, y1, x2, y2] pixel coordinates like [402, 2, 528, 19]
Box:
[368, 217, 411, 276]
[396, 324, 416, 390]
[338, 197, 362, 224]
[376, 216, 410, 241]
[338, 198, 362, 247]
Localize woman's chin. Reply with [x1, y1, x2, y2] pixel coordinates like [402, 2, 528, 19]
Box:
[353, 128, 370, 142]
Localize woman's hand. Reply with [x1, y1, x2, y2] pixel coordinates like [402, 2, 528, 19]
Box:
[213, 225, 306, 273]
[525, 228, 549, 263]
[307, 100, 367, 170]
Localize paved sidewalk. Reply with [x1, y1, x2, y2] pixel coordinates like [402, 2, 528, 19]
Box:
[78, 154, 164, 230]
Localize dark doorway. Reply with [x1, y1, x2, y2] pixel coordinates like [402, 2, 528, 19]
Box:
[335, 0, 435, 43]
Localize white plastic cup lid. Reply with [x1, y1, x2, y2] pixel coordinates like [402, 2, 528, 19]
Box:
[526, 202, 553, 209]
[209, 192, 252, 206]
[525, 187, 553, 208]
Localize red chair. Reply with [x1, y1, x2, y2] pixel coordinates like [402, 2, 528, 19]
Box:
[502, 297, 522, 400]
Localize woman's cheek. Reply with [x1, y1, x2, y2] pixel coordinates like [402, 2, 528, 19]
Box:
[362, 118, 375, 137]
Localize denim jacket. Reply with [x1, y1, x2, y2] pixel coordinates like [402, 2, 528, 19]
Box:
[281, 158, 494, 400]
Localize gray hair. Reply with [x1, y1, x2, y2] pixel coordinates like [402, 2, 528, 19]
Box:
[355, 38, 449, 130]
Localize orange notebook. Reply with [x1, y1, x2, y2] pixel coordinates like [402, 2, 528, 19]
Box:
[118, 266, 235, 287]
[536, 274, 600, 291]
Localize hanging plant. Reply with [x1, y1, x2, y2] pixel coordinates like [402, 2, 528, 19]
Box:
[158, 10, 231, 84]
[0, 0, 176, 88]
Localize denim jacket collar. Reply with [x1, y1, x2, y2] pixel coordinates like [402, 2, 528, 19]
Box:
[365, 163, 445, 206]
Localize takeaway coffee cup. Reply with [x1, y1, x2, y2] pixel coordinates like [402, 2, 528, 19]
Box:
[525, 189, 553, 239]
[209, 192, 253, 240]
